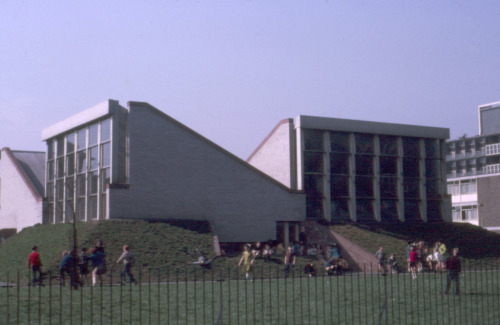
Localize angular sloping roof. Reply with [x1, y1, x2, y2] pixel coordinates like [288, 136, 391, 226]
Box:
[2, 148, 46, 199]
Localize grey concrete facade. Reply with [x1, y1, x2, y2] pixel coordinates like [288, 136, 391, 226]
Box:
[248, 115, 451, 224]
[108, 102, 305, 242]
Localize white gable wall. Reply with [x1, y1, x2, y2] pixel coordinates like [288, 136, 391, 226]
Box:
[108, 103, 305, 242]
[0, 151, 43, 231]
[246, 119, 296, 189]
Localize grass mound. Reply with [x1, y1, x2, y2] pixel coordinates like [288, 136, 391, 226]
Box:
[332, 221, 500, 267]
[0, 220, 220, 282]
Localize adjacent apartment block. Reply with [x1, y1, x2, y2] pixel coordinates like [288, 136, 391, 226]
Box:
[446, 101, 500, 232]
[248, 116, 451, 223]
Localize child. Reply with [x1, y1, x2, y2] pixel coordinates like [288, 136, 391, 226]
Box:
[409, 246, 418, 279]
[304, 262, 316, 277]
[79, 248, 90, 285]
[238, 244, 255, 280]
[262, 244, 274, 262]
[375, 247, 386, 273]
[116, 245, 137, 284]
[387, 254, 399, 274]
[27, 246, 43, 286]
[89, 247, 107, 286]
[60, 250, 79, 289]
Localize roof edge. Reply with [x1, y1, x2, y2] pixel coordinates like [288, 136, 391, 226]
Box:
[296, 115, 450, 139]
[41, 99, 125, 140]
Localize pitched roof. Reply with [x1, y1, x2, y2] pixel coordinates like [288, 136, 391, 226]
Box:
[2, 148, 46, 200]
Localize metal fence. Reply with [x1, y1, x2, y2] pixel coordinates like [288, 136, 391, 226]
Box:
[1, 260, 499, 324]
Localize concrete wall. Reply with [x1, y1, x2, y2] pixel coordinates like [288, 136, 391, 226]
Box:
[246, 119, 295, 189]
[0, 150, 43, 231]
[477, 175, 500, 229]
[108, 102, 305, 242]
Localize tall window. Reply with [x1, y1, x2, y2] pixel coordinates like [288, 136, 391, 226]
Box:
[45, 118, 113, 223]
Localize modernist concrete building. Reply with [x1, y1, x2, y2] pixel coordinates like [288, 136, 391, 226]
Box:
[446, 101, 500, 232]
[1, 99, 454, 242]
[39, 100, 305, 242]
[248, 116, 451, 223]
[0, 148, 46, 231]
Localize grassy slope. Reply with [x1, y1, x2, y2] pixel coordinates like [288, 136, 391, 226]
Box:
[0, 222, 92, 280]
[2, 219, 499, 282]
[332, 221, 500, 267]
[0, 220, 223, 281]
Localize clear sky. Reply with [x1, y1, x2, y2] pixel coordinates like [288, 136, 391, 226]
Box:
[1, 1, 499, 160]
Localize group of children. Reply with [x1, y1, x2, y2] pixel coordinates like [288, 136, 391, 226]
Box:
[237, 240, 346, 280]
[374, 240, 452, 280]
[27, 241, 137, 288]
[237, 242, 297, 280]
[407, 240, 448, 279]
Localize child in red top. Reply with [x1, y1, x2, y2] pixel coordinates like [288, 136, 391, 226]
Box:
[409, 246, 418, 280]
[28, 246, 43, 286]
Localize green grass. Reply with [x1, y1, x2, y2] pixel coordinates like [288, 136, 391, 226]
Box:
[1, 269, 499, 325]
[0, 220, 321, 283]
[332, 222, 500, 268]
[0, 220, 218, 282]
[2, 219, 500, 284]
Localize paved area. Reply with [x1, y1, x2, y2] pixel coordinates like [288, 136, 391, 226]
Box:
[302, 221, 378, 272]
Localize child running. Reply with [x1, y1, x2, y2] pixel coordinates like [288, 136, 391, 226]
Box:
[238, 244, 255, 281]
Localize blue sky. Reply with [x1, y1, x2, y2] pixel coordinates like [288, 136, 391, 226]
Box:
[1, 1, 499, 160]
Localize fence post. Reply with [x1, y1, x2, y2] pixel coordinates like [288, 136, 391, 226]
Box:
[17, 271, 20, 325]
[157, 268, 161, 325]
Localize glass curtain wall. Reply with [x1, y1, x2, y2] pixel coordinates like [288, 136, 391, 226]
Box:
[379, 136, 399, 222]
[330, 132, 350, 221]
[355, 133, 374, 223]
[46, 118, 112, 223]
[303, 129, 324, 219]
[425, 139, 442, 222]
[402, 137, 421, 222]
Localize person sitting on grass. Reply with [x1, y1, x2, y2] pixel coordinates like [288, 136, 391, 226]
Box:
[252, 242, 263, 258]
[191, 253, 212, 270]
[330, 244, 340, 260]
[262, 243, 274, 262]
[304, 262, 316, 277]
[325, 258, 342, 276]
[387, 254, 399, 274]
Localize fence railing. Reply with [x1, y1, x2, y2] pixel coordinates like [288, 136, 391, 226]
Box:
[1, 260, 499, 324]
